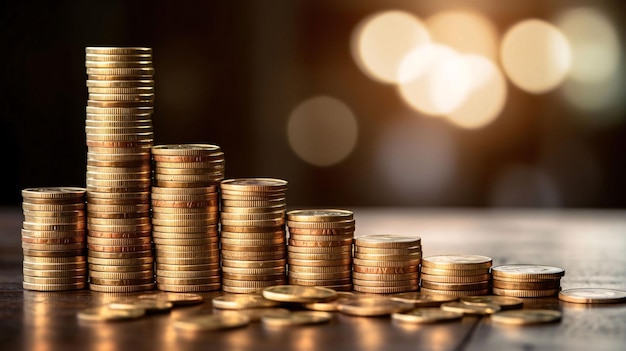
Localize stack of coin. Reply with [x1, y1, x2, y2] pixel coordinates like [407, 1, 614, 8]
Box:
[220, 178, 288, 293]
[22, 187, 87, 291]
[151, 144, 224, 292]
[352, 235, 421, 294]
[85, 47, 155, 293]
[420, 254, 492, 297]
[492, 264, 564, 298]
[286, 209, 354, 291]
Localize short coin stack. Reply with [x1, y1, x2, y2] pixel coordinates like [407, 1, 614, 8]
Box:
[220, 178, 288, 293]
[352, 235, 421, 294]
[85, 46, 155, 293]
[151, 144, 225, 292]
[21, 187, 87, 291]
[492, 264, 564, 298]
[286, 209, 354, 291]
[420, 254, 492, 297]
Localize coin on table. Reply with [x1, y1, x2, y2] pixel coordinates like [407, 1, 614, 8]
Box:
[441, 301, 501, 315]
[389, 292, 458, 307]
[77, 306, 145, 322]
[355, 235, 421, 248]
[304, 292, 356, 312]
[460, 296, 524, 310]
[287, 209, 354, 222]
[422, 255, 492, 270]
[337, 296, 413, 316]
[212, 294, 280, 309]
[137, 292, 204, 306]
[490, 309, 562, 325]
[558, 288, 626, 304]
[262, 285, 337, 303]
[491, 264, 565, 280]
[261, 311, 332, 327]
[108, 300, 173, 313]
[392, 308, 463, 324]
[215, 308, 290, 322]
[173, 314, 251, 331]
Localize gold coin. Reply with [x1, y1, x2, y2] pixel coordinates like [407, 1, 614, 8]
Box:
[89, 270, 153, 280]
[157, 283, 221, 292]
[108, 300, 173, 313]
[89, 263, 153, 273]
[86, 47, 152, 55]
[220, 211, 285, 221]
[392, 308, 463, 324]
[262, 285, 337, 303]
[353, 285, 417, 294]
[221, 258, 286, 269]
[558, 288, 626, 304]
[354, 246, 421, 255]
[85, 53, 152, 61]
[22, 209, 84, 218]
[419, 287, 490, 297]
[152, 225, 219, 235]
[491, 264, 565, 280]
[286, 209, 353, 222]
[422, 255, 492, 270]
[441, 301, 500, 315]
[288, 238, 352, 248]
[23, 267, 87, 278]
[22, 202, 85, 211]
[289, 234, 353, 242]
[287, 227, 355, 235]
[261, 311, 332, 327]
[353, 265, 418, 274]
[22, 242, 85, 251]
[337, 296, 413, 316]
[287, 270, 351, 281]
[151, 200, 217, 208]
[23, 249, 85, 257]
[304, 292, 356, 311]
[222, 266, 285, 276]
[156, 263, 218, 271]
[460, 296, 524, 310]
[287, 220, 355, 229]
[85, 104, 153, 113]
[156, 276, 220, 285]
[223, 273, 284, 282]
[85, 61, 152, 69]
[389, 292, 458, 307]
[420, 267, 491, 276]
[22, 187, 86, 199]
[421, 281, 491, 291]
[89, 283, 154, 293]
[222, 286, 264, 294]
[86, 67, 154, 76]
[221, 237, 285, 246]
[76, 305, 145, 321]
[23, 281, 86, 291]
[287, 245, 351, 254]
[355, 235, 421, 248]
[212, 294, 280, 309]
[22, 222, 85, 231]
[421, 273, 491, 284]
[215, 308, 291, 323]
[220, 178, 288, 192]
[492, 288, 560, 298]
[152, 144, 221, 156]
[288, 258, 351, 267]
[222, 279, 286, 289]
[156, 257, 219, 266]
[87, 86, 154, 94]
[221, 251, 284, 260]
[351, 272, 418, 281]
[23, 255, 85, 264]
[353, 279, 417, 288]
[87, 249, 152, 259]
[492, 280, 561, 290]
[153, 238, 216, 246]
[87, 256, 153, 266]
[221, 205, 287, 214]
[353, 258, 419, 268]
[89, 277, 154, 286]
[220, 218, 285, 227]
[353, 252, 422, 261]
[157, 269, 220, 279]
[137, 292, 204, 306]
[220, 243, 285, 253]
[287, 252, 351, 261]
[23, 276, 85, 284]
[24, 261, 86, 271]
[21, 236, 84, 245]
[173, 313, 250, 331]
[490, 309, 562, 325]
[87, 236, 151, 246]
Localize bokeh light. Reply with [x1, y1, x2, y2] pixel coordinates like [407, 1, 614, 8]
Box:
[398, 44, 472, 116]
[445, 55, 507, 129]
[425, 11, 499, 61]
[287, 96, 358, 167]
[351, 10, 431, 84]
[501, 19, 572, 94]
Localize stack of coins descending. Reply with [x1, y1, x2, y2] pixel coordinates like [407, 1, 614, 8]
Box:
[85, 47, 155, 293]
[22, 188, 88, 291]
[420, 254, 492, 297]
[492, 264, 564, 298]
[151, 144, 225, 292]
[352, 235, 421, 294]
[219, 178, 288, 293]
[286, 209, 354, 292]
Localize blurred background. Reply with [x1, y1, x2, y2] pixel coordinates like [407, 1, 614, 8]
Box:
[1, 0, 625, 207]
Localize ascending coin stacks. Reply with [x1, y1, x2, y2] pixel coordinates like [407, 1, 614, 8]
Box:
[352, 235, 422, 294]
[85, 47, 155, 293]
[492, 264, 564, 298]
[151, 144, 225, 292]
[22, 187, 87, 291]
[420, 254, 492, 297]
[220, 178, 288, 293]
[286, 209, 355, 291]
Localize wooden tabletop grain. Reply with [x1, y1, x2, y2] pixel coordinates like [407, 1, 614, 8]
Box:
[1, 207, 625, 351]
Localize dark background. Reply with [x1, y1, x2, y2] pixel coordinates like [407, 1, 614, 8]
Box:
[2, 0, 625, 207]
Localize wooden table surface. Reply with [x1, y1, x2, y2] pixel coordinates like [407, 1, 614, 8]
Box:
[1, 207, 625, 351]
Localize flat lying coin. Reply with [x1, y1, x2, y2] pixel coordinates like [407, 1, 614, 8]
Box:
[389, 292, 458, 307]
[261, 311, 332, 327]
[461, 296, 524, 310]
[491, 309, 562, 325]
[558, 288, 626, 304]
[262, 285, 337, 303]
[173, 314, 250, 331]
[77, 306, 145, 322]
[215, 308, 291, 322]
[138, 292, 204, 306]
[304, 292, 356, 312]
[392, 308, 463, 324]
[212, 294, 280, 309]
[338, 296, 413, 316]
[108, 300, 173, 313]
[441, 301, 501, 315]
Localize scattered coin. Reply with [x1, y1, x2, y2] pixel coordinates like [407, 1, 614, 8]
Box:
[261, 311, 332, 327]
[137, 292, 204, 306]
[77, 305, 145, 322]
[490, 309, 562, 325]
[304, 292, 356, 312]
[558, 288, 626, 304]
[108, 300, 173, 313]
[460, 296, 524, 310]
[389, 292, 458, 307]
[441, 301, 501, 315]
[173, 314, 251, 331]
[392, 308, 463, 324]
[215, 308, 291, 322]
[212, 294, 280, 309]
[262, 285, 337, 303]
[337, 296, 413, 316]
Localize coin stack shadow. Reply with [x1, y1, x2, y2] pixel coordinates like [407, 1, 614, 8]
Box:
[492, 264, 564, 298]
[22, 188, 88, 291]
[220, 179, 288, 293]
[352, 235, 421, 294]
[85, 47, 155, 293]
[151, 144, 225, 292]
[420, 255, 493, 297]
[286, 209, 355, 292]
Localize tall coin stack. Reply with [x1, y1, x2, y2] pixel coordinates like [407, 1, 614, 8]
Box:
[492, 264, 564, 298]
[151, 144, 225, 292]
[22, 188, 87, 291]
[286, 209, 354, 292]
[85, 47, 155, 293]
[352, 235, 421, 294]
[420, 254, 492, 297]
[220, 178, 288, 293]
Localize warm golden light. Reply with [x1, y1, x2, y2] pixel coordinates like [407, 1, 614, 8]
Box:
[351, 10, 431, 84]
[446, 55, 507, 129]
[398, 44, 472, 116]
[287, 96, 358, 167]
[425, 11, 499, 61]
[501, 19, 572, 94]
